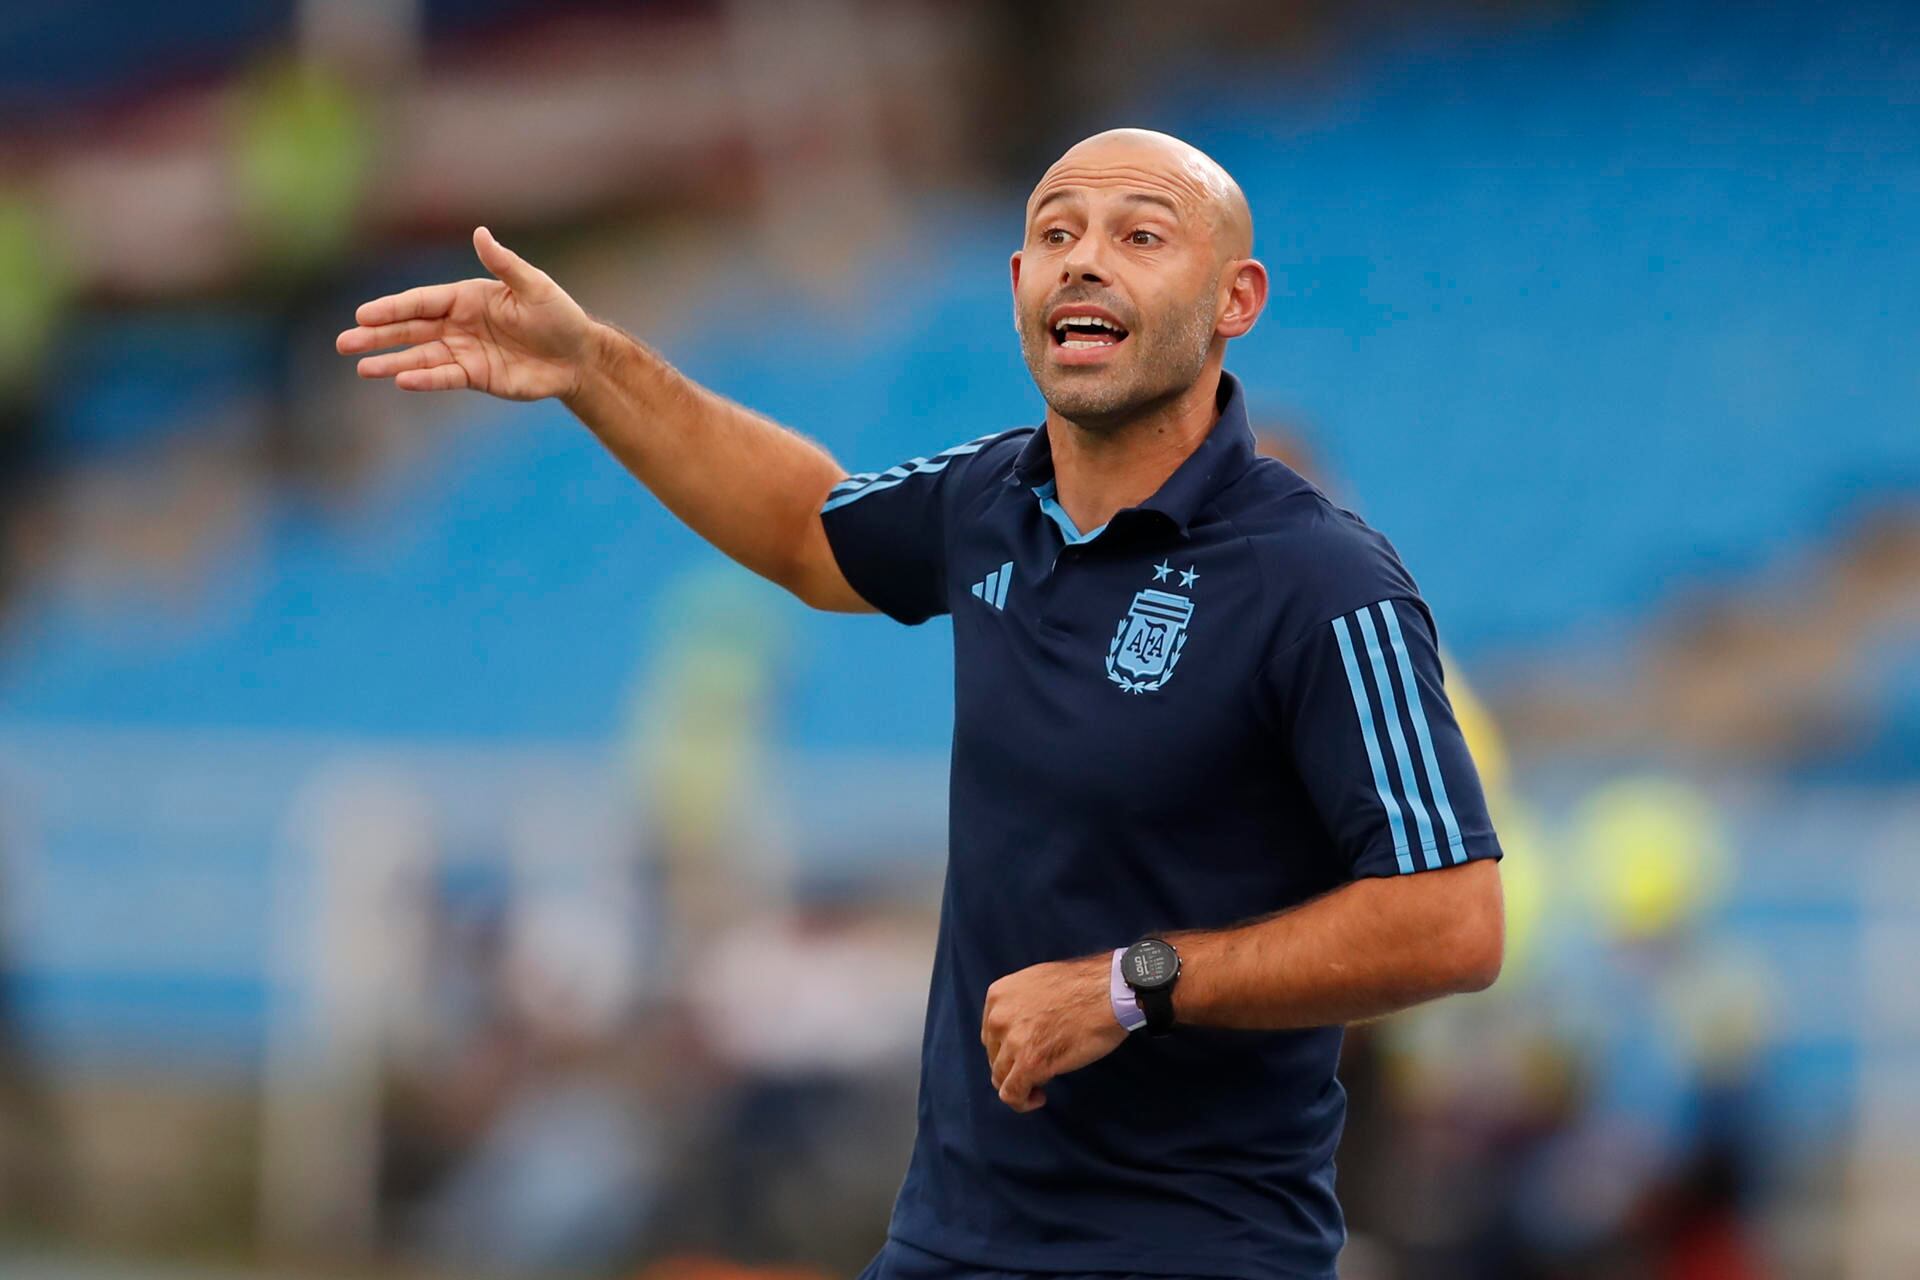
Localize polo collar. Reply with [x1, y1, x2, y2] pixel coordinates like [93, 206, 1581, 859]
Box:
[1007, 371, 1256, 537]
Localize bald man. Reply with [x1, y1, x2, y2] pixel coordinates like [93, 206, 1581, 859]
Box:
[339, 129, 1505, 1280]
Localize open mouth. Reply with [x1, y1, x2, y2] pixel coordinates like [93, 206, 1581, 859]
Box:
[1051, 315, 1130, 350]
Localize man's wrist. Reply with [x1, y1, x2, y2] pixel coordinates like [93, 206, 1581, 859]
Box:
[1109, 946, 1148, 1032]
[560, 319, 616, 410]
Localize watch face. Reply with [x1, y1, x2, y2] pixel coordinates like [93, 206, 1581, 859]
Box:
[1125, 939, 1179, 990]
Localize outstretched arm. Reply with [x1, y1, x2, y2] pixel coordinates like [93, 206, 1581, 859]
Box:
[336, 227, 872, 613]
[560, 319, 868, 611]
[981, 859, 1502, 1112]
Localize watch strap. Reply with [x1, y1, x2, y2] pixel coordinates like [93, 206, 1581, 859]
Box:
[1136, 979, 1176, 1036]
[1108, 946, 1148, 1031]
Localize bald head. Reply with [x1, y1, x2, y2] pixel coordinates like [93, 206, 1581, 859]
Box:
[1029, 128, 1253, 263]
[1012, 127, 1268, 428]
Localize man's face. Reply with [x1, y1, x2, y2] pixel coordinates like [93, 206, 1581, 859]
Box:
[1012, 167, 1228, 427]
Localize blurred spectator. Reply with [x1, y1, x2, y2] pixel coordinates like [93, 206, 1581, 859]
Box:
[0, 836, 69, 1234]
[658, 880, 929, 1271]
[230, 55, 380, 490]
[0, 193, 74, 615]
[628, 569, 795, 972]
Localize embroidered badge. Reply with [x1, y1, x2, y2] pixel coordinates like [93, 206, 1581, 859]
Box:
[1105, 570, 1197, 694]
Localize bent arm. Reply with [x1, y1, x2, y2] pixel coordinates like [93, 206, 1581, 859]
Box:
[565, 322, 871, 613]
[1165, 858, 1503, 1030]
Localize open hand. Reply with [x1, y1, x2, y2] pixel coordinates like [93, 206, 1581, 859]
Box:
[981, 952, 1129, 1113]
[336, 226, 595, 401]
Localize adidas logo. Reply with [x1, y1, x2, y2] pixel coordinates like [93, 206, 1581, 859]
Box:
[970, 560, 1013, 611]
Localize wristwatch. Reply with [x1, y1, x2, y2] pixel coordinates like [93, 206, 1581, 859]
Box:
[1121, 937, 1181, 1037]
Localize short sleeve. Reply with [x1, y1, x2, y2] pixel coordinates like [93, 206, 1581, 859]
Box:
[818, 432, 1007, 626]
[1270, 596, 1503, 880]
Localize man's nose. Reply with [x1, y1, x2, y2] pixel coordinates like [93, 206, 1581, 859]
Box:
[1060, 236, 1111, 285]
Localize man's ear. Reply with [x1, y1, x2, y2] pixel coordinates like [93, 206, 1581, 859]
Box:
[1216, 258, 1269, 339]
[1010, 252, 1024, 334]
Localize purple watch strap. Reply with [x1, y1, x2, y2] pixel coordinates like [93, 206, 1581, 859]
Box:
[1110, 946, 1148, 1032]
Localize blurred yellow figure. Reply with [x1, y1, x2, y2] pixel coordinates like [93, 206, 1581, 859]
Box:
[230, 58, 372, 277]
[1573, 776, 1731, 943]
[627, 569, 792, 952]
[1447, 664, 1509, 795]
[0, 196, 73, 398]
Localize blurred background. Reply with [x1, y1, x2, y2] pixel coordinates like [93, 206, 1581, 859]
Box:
[0, 0, 1915, 1277]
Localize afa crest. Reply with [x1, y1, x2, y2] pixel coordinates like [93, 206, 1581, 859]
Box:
[1106, 586, 1195, 694]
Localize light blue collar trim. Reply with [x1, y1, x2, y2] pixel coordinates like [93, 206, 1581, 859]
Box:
[1032, 478, 1108, 545]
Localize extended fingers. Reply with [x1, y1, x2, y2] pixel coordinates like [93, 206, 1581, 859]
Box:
[355, 341, 456, 380]
[394, 362, 471, 393]
[337, 318, 446, 355]
[353, 281, 474, 327]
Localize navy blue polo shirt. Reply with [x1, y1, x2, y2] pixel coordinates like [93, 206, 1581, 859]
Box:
[819, 372, 1502, 1279]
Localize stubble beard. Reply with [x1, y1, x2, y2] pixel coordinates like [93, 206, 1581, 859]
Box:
[1019, 288, 1220, 433]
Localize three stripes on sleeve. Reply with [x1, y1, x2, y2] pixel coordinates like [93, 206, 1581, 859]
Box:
[1330, 600, 1468, 875]
[820, 431, 1011, 514]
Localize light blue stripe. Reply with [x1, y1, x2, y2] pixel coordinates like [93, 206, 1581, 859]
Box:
[822, 457, 959, 511]
[993, 560, 1012, 609]
[823, 473, 915, 512]
[1332, 616, 1414, 874]
[822, 431, 1009, 509]
[1032, 478, 1106, 545]
[1357, 606, 1440, 870]
[1382, 601, 1468, 864]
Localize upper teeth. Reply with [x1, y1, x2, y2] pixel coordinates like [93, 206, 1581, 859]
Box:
[1058, 316, 1119, 331]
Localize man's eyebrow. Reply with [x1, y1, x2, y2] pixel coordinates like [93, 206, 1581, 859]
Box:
[1029, 189, 1084, 219]
[1029, 187, 1183, 220]
[1115, 191, 1181, 217]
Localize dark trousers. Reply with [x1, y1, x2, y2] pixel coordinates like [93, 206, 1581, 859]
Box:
[855, 1237, 1204, 1280]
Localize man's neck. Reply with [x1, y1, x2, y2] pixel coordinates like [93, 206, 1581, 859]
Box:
[1044, 367, 1223, 537]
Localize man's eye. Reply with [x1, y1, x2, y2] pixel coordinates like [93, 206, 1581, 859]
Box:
[1129, 230, 1160, 246]
[1043, 228, 1071, 246]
